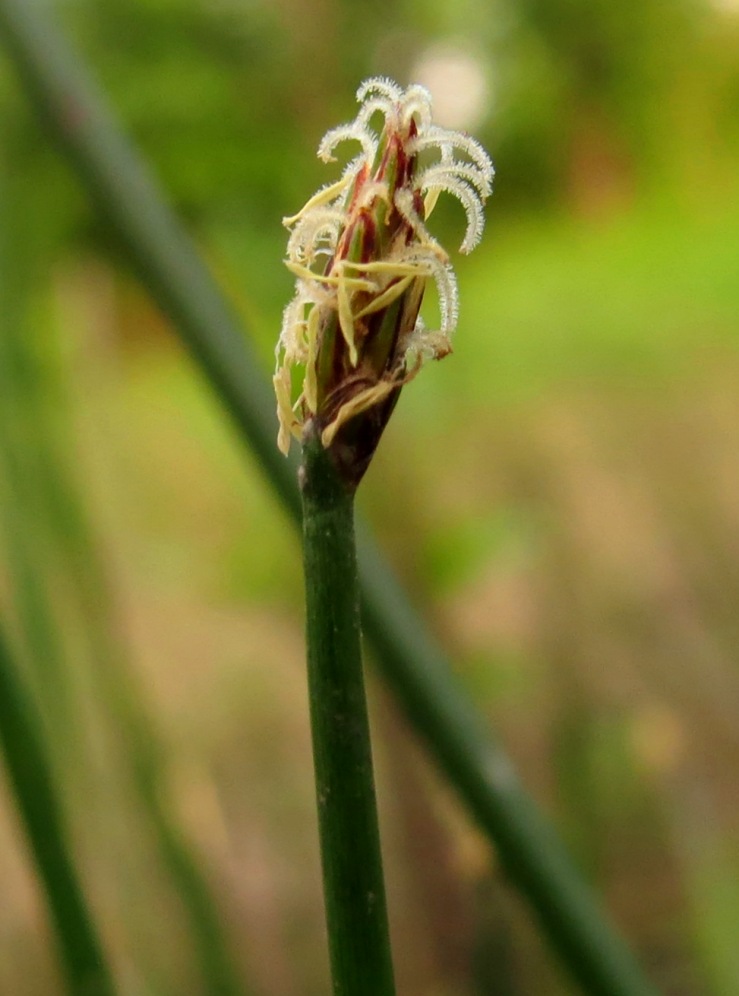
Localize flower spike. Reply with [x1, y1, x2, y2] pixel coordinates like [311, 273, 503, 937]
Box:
[274, 77, 494, 486]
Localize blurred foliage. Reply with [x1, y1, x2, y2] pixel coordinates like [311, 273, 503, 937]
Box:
[2, 0, 739, 993]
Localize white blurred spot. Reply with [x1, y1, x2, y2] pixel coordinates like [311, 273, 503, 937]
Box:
[709, 0, 739, 13]
[411, 44, 490, 131]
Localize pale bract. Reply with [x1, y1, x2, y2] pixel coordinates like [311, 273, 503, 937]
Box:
[274, 76, 494, 457]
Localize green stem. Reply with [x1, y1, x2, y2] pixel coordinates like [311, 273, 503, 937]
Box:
[357, 531, 658, 996]
[0, 620, 117, 996]
[301, 430, 396, 996]
[0, 104, 246, 996]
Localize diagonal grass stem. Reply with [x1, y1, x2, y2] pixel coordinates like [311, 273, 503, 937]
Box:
[0, 619, 117, 996]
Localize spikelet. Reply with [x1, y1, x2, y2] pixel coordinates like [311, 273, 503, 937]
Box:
[275, 77, 494, 474]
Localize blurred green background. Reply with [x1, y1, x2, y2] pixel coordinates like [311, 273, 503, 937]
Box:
[2, 0, 739, 993]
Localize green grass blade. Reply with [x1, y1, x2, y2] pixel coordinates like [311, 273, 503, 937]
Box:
[0, 0, 300, 523]
[357, 530, 659, 995]
[0, 156, 249, 995]
[0, 387, 248, 996]
[0, 2, 660, 992]
[0, 619, 117, 996]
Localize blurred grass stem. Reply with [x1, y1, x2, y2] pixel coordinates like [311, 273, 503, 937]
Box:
[0, 2, 660, 992]
[0, 621, 116, 996]
[1, 96, 248, 996]
[301, 430, 396, 995]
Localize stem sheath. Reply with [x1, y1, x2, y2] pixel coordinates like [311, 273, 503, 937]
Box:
[301, 429, 395, 996]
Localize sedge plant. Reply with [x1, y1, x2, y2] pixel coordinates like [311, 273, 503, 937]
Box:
[275, 78, 494, 993]
[0, 4, 661, 989]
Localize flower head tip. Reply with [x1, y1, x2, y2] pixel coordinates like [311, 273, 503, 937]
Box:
[274, 76, 494, 486]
